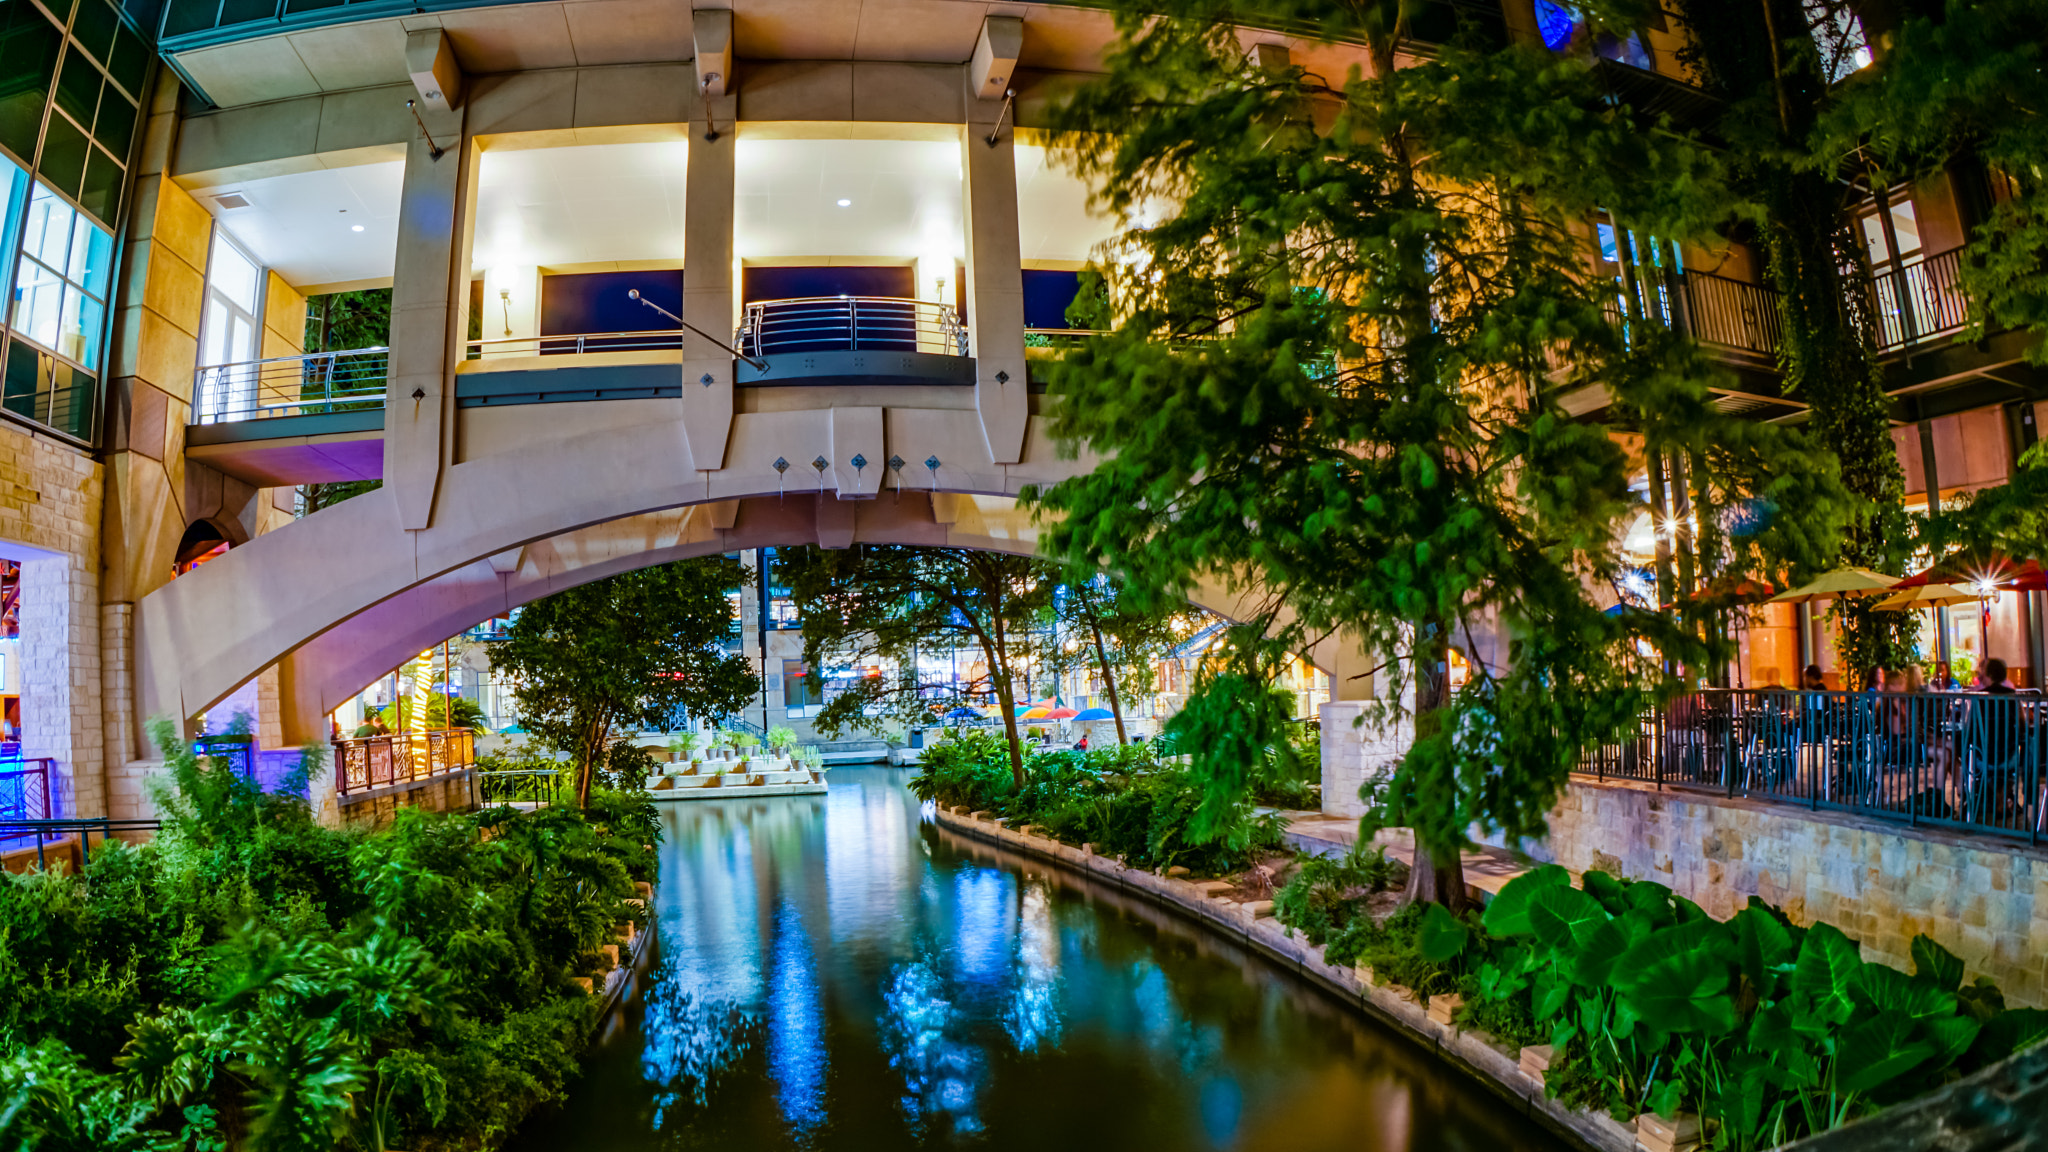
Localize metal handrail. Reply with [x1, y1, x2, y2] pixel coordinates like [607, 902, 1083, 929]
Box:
[0, 758, 56, 824]
[333, 728, 478, 800]
[464, 330, 693, 360]
[476, 768, 564, 809]
[193, 346, 389, 424]
[737, 296, 968, 358]
[0, 817, 163, 870]
[1580, 687, 2046, 844]
[1872, 246, 1970, 351]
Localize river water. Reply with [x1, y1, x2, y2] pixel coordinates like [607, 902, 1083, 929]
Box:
[508, 767, 1561, 1151]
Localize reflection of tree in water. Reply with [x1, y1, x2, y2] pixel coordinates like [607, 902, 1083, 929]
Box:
[638, 970, 759, 1122]
[878, 958, 988, 1137]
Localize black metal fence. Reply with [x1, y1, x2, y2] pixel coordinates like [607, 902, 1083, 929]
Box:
[1580, 689, 2047, 844]
[476, 768, 565, 809]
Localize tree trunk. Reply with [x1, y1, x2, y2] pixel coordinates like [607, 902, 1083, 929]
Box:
[1404, 619, 1468, 910]
[1086, 613, 1128, 745]
[575, 711, 609, 808]
[981, 614, 1028, 788]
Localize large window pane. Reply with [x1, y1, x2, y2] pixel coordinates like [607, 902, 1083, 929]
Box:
[70, 0, 119, 64]
[106, 24, 146, 98]
[0, 3, 62, 165]
[36, 110, 87, 196]
[58, 285, 99, 364]
[1, 338, 40, 421]
[66, 207, 107, 289]
[12, 256, 62, 345]
[53, 48, 99, 130]
[76, 141, 117, 223]
[91, 81, 132, 158]
[20, 182, 71, 265]
[208, 230, 259, 312]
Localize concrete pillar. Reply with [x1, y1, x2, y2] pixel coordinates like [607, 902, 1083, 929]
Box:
[102, 70, 206, 777]
[384, 104, 475, 530]
[961, 81, 1028, 465]
[21, 551, 103, 818]
[680, 66, 734, 471]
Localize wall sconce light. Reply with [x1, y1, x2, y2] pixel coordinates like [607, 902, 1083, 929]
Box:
[498, 288, 512, 338]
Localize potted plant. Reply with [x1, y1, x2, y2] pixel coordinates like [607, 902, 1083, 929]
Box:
[672, 730, 706, 773]
[731, 730, 761, 771]
[765, 725, 798, 763]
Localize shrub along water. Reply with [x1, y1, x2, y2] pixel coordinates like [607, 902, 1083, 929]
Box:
[0, 720, 656, 1151]
[911, 727, 1288, 876]
[1274, 859, 2048, 1149]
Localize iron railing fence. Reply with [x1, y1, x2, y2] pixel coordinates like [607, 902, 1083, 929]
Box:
[737, 296, 968, 358]
[1581, 688, 2046, 844]
[1681, 271, 1786, 358]
[464, 330, 691, 360]
[1872, 246, 1970, 352]
[476, 768, 565, 809]
[192, 347, 389, 424]
[0, 818, 163, 870]
[333, 728, 477, 801]
[0, 757, 54, 824]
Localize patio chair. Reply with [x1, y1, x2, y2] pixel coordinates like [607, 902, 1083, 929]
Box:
[1961, 696, 2028, 827]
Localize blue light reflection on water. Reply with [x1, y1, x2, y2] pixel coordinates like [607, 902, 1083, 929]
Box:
[506, 768, 1563, 1152]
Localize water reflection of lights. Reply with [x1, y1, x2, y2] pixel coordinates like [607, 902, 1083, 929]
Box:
[768, 899, 827, 1139]
[1002, 882, 1063, 1053]
[952, 866, 1014, 983]
[879, 960, 987, 1136]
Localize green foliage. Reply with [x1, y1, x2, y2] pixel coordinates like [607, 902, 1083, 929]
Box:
[493, 558, 756, 806]
[779, 545, 1056, 784]
[912, 728, 1285, 876]
[1269, 845, 1401, 947]
[1282, 861, 2045, 1147]
[0, 721, 657, 1151]
[1026, 0, 1848, 895]
[374, 693, 487, 734]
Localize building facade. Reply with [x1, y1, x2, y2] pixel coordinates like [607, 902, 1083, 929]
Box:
[0, 0, 2034, 826]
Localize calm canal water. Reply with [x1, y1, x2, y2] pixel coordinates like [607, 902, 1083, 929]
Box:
[509, 767, 1561, 1151]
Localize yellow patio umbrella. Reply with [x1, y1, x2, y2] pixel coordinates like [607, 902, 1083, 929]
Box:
[1766, 567, 1901, 604]
[1872, 583, 1983, 611]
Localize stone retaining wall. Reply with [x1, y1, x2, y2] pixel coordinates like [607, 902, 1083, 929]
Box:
[1483, 776, 2048, 1009]
[929, 806, 1636, 1152]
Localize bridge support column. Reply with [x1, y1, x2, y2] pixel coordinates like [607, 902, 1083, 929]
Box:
[384, 103, 475, 531]
[680, 67, 734, 471]
[963, 67, 1028, 466]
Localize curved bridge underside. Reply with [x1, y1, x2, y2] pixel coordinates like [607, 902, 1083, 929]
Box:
[139, 401, 1382, 749]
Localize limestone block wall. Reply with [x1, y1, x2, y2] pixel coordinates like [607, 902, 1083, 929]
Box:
[0, 428, 106, 818]
[1488, 778, 2048, 1009]
[1319, 699, 1412, 819]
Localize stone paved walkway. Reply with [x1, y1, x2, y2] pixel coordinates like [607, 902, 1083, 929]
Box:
[1282, 812, 1557, 904]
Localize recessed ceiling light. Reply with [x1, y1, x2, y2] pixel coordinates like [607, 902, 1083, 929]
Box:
[351, 224, 365, 232]
[836, 199, 851, 207]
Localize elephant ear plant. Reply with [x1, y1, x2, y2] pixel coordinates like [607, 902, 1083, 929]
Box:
[1421, 865, 2048, 1149]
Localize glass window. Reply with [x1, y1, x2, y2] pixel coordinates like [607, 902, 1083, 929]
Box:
[0, 1, 62, 166]
[197, 228, 264, 419]
[1859, 199, 1922, 268]
[10, 179, 110, 369]
[36, 108, 87, 196]
[52, 47, 98, 129]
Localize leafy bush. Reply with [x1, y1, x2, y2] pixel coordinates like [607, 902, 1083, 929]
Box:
[0, 720, 659, 1152]
[913, 728, 1287, 875]
[1270, 845, 1400, 946]
[1279, 862, 2048, 1149]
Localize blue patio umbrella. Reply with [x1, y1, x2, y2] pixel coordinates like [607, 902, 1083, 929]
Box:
[944, 706, 980, 720]
[1073, 707, 1114, 721]
[498, 724, 526, 735]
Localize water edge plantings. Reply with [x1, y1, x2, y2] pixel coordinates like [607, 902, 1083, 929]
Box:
[909, 728, 1295, 876]
[0, 721, 658, 1151]
[1273, 855, 2048, 1150]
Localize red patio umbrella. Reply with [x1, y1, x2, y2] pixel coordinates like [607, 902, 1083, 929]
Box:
[1893, 551, 2048, 593]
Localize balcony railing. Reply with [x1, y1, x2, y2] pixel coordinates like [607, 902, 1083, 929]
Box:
[1872, 246, 1970, 352]
[464, 330, 690, 360]
[193, 347, 388, 424]
[1581, 688, 2046, 844]
[333, 728, 476, 801]
[1680, 271, 1785, 359]
[737, 297, 968, 358]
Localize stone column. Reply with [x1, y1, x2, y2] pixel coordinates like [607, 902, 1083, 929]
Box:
[680, 69, 733, 472]
[961, 83, 1028, 465]
[20, 547, 103, 819]
[384, 105, 475, 530]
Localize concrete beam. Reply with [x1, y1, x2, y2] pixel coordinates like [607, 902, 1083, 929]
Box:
[970, 16, 1022, 101]
[680, 69, 735, 470]
[384, 105, 475, 531]
[693, 8, 733, 97]
[405, 29, 464, 112]
[962, 105, 1028, 464]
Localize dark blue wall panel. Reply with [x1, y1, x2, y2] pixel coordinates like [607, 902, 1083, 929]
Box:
[540, 269, 682, 336]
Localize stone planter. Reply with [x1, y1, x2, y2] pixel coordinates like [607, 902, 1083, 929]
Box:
[1635, 1112, 1699, 1152]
